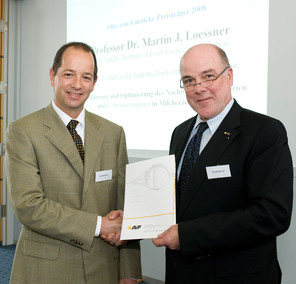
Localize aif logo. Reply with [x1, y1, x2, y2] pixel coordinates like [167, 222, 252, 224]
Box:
[128, 225, 142, 230]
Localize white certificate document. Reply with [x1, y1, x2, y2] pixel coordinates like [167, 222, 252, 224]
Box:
[120, 155, 176, 240]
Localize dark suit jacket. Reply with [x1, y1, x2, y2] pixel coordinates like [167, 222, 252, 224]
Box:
[166, 100, 293, 284]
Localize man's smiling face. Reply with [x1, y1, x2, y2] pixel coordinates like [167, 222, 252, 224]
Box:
[50, 46, 97, 118]
[180, 44, 233, 121]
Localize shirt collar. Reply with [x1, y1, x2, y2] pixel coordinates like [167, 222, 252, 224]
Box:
[51, 100, 85, 128]
[194, 98, 234, 134]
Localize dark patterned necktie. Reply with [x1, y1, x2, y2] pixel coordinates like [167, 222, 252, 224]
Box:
[178, 122, 209, 199]
[67, 120, 84, 162]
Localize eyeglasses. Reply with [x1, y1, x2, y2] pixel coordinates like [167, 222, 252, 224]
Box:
[180, 67, 230, 91]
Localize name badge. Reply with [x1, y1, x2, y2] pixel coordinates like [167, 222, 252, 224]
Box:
[95, 169, 112, 182]
[206, 165, 231, 179]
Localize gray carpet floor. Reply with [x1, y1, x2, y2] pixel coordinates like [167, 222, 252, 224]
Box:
[0, 243, 16, 284]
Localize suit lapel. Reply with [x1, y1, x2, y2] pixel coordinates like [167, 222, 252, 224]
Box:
[174, 117, 197, 167]
[82, 111, 104, 199]
[178, 101, 242, 218]
[43, 104, 84, 180]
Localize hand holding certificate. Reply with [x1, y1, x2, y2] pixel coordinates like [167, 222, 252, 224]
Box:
[120, 155, 176, 240]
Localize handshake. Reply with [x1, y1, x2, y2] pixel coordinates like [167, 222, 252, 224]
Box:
[100, 210, 180, 250]
[100, 210, 126, 246]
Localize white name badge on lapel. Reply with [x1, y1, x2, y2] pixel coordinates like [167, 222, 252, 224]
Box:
[95, 169, 112, 182]
[206, 165, 231, 179]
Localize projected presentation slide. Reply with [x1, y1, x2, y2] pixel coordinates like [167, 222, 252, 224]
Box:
[67, 0, 268, 151]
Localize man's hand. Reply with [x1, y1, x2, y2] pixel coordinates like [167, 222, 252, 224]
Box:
[100, 210, 127, 246]
[152, 224, 180, 250]
[100, 210, 122, 243]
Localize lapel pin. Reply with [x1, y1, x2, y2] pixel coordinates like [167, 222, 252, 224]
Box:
[224, 132, 231, 139]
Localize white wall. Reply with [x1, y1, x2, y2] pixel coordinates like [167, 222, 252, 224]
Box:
[10, 0, 67, 118]
[267, 0, 296, 163]
[278, 176, 296, 284]
[4, 0, 296, 283]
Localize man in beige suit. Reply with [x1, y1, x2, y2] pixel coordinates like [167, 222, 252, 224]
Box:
[5, 42, 142, 283]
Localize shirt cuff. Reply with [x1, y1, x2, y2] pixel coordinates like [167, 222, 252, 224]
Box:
[94, 216, 102, 237]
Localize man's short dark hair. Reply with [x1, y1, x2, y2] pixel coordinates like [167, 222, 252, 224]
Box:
[52, 42, 98, 82]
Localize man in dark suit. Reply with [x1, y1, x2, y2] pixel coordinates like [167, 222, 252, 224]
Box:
[153, 44, 293, 283]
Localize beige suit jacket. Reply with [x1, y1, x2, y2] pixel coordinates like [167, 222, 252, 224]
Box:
[5, 104, 141, 284]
